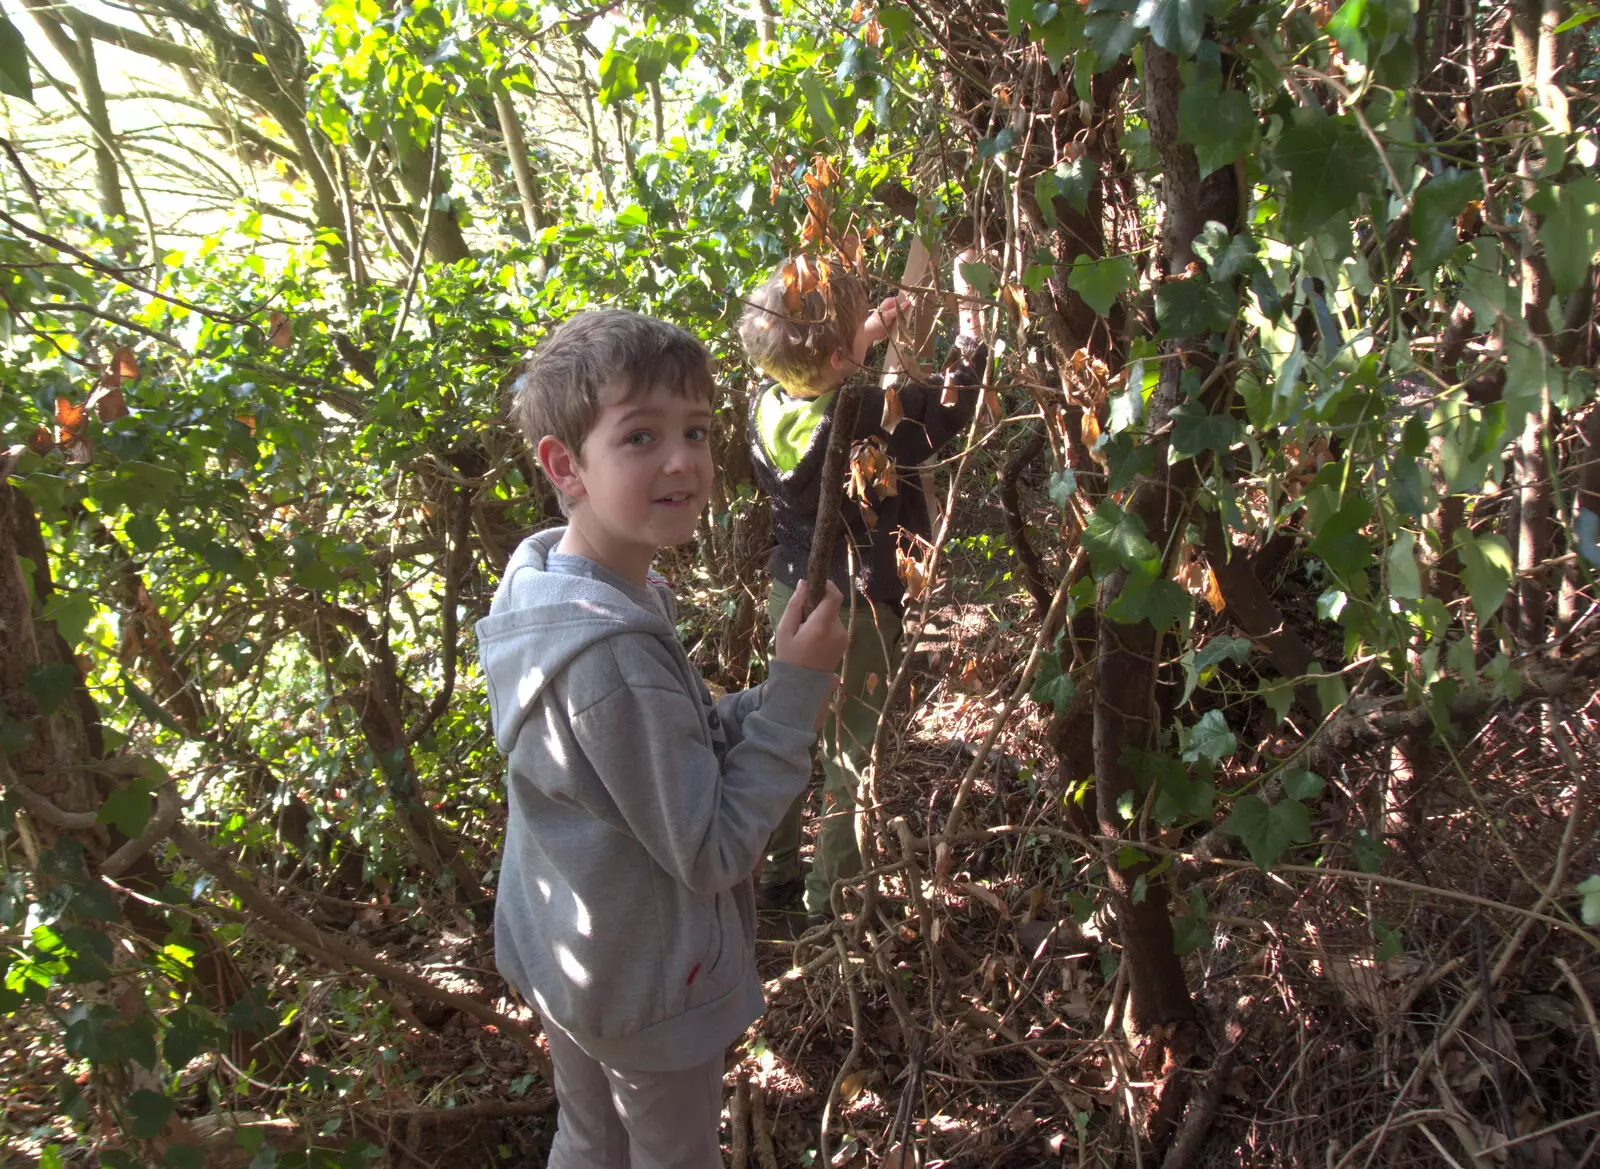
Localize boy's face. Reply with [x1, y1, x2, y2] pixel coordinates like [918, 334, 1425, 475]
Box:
[538, 379, 715, 582]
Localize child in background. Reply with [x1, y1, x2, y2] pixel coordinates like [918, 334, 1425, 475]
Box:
[739, 259, 984, 923]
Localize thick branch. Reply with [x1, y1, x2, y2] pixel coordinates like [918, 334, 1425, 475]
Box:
[802, 384, 862, 615]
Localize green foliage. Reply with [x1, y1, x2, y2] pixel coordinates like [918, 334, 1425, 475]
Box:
[1224, 793, 1312, 871]
[1274, 108, 1378, 240]
[0, 14, 30, 101]
[1178, 76, 1255, 178]
[1068, 254, 1134, 315]
[2, 0, 1597, 1150]
[1579, 875, 1600, 927]
[1082, 500, 1159, 579]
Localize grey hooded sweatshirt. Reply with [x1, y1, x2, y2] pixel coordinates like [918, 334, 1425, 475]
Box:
[478, 528, 832, 1072]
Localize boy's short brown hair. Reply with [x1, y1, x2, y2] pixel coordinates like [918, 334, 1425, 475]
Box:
[738, 258, 868, 394]
[508, 309, 716, 461]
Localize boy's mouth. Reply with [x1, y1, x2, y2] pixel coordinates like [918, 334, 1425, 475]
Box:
[654, 492, 695, 505]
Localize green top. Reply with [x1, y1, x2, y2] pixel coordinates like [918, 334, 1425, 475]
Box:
[753, 386, 834, 474]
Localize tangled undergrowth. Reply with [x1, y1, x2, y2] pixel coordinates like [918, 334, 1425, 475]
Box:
[10, 465, 1597, 1169]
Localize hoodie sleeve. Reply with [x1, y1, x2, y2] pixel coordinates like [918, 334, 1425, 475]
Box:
[565, 636, 832, 895]
[715, 684, 768, 751]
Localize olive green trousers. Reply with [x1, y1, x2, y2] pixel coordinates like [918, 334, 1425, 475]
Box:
[762, 580, 903, 915]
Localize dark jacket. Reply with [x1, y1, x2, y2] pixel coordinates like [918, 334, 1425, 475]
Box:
[747, 344, 986, 608]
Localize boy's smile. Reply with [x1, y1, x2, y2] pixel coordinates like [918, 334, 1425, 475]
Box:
[539, 380, 715, 584]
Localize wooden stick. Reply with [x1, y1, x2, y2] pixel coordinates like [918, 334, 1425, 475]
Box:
[730, 1072, 751, 1169]
[802, 384, 862, 615]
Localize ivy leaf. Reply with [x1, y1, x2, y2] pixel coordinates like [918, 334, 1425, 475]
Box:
[1155, 276, 1235, 338]
[1276, 108, 1378, 240]
[1172, 912, 1209, 955]
[1306, 495, 1373, 581]
[1178, 81, 1256, 178]
[1351, 829, 1390, 874]
[25, 662, 77, 717]
[1134, 0, 1203, 58]
[1527, 177, 1600, 296]
[596, 47, 640, 105]
[798, 73, 837, 138]
[1086, 0, 1141, 65]
[1388, 457, 1426, 518]
[1181, 636, 1252, 703]
[43, 592, 96, 647]
[1168, 399, 1240, 459]
[125, 512, 162, 553]
[93, 462, 183, 511]
[1223, 794, 1311, 871]
[1172, 888, 1210, 954]
[1312, 661, 1349, 717]
[1373, 921, 1405, 961]
[1030, 649, 1077, 708]
[125, 1089, 175, 1140]
[1457, 532, 1514, 628]
[98, 782, 153, 838]
[1082, 500, 1160, 579]
[1183, 709, 1237, 764]
[959, 260, 995, 298]
[1104, 570, 1191, 631]
[1068, 254, 1133, 315]
[0, 15, 32, 102]
[1280, 767, 1325, 801]
[1261, 681, 1293, 725]
[1191, 223, 1258, 283]
[1107, 386, 1143, 436]
[1386, 529, 1423, 600]
[1411, 169, 1478, 273]
[1056, 156, 1095, 211]
[1048, 467, 1077, 506]
[1578, 874, 1600, 927]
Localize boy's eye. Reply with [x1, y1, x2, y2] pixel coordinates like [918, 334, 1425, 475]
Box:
[686, 426, 710, 442]
[625, 430, 654, 446]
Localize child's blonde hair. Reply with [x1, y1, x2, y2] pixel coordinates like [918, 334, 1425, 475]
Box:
[738, 257, 869, 395]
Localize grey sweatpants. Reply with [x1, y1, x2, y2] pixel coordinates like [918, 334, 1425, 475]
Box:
[544, 1021, 727, 1169]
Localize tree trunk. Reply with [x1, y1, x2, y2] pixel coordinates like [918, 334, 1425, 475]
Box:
[392, 134, 472, 265]
[21, 0, 127, 219]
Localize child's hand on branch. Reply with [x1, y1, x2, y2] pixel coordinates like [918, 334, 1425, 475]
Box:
[861, 294, 911, 345]
[774, 580, 849, 676]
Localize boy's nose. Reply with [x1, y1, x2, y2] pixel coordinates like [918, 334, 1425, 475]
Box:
[662, 440, 698, 474]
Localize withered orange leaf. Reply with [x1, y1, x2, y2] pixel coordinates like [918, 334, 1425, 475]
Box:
[1080, 408, 1101, 448]
[28, 424, 54, 454]
[94, 386, 129, 422]
[112, 346, 140, 382]
[780, 259, 804, 314]
[55, 395, 87, 439]
[56, 396, 92, 464]
[268, 310, 293, 348]
[881, 385, 904, 433]
[982, 388, 1003, 425]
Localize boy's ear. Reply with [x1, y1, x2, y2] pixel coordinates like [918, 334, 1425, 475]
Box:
[536, 435, 586, 501]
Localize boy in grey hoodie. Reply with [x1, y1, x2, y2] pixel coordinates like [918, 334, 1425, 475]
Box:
[478, 309, 848, 1169]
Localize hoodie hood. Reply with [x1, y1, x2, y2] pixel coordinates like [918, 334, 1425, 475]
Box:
[476, 528, 676, 754]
